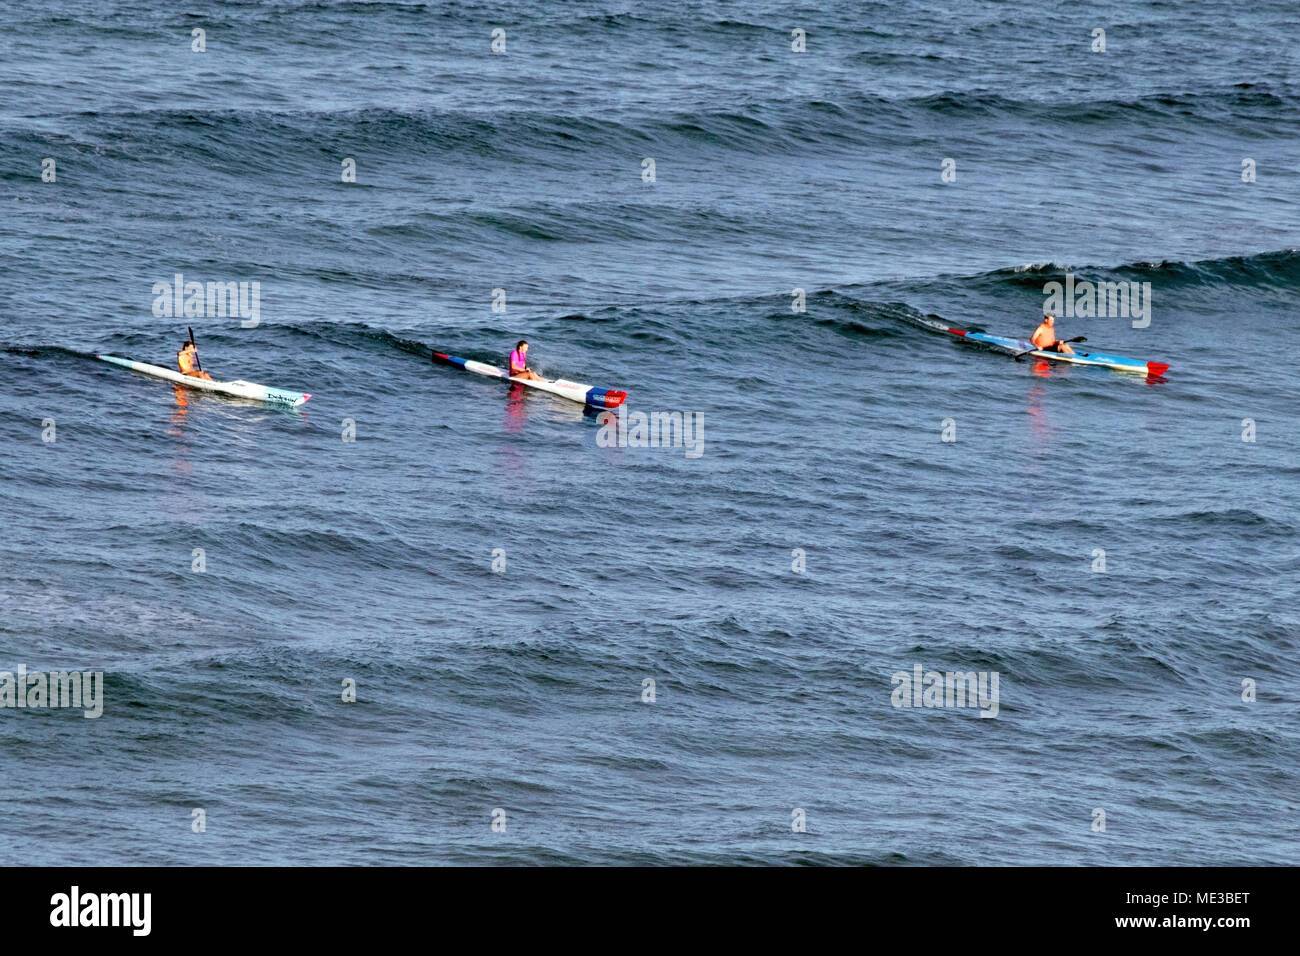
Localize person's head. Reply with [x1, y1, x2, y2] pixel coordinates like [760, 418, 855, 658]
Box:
[1042, 313, 1055, 327]
[181, 341, 195, 351]
[516, 340, 528, 354]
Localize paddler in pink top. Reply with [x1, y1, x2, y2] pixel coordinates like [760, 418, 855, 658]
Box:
[508, 340, 544, 381]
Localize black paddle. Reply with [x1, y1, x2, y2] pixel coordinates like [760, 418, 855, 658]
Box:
[188, 326, 202, 372]
[1013, 336, 1086, 360]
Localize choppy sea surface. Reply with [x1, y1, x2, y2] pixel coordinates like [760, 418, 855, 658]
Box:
[1, 1, 1297, 864]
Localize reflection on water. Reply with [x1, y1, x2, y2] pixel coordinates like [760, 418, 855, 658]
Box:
[503, 382, 528, 433]
[168, 385, 191, 434]
[501, 384, 591, 431]
[1025, 374, 1052, 444]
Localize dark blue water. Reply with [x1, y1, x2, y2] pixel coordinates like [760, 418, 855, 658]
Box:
[2, 0, 1297, 865]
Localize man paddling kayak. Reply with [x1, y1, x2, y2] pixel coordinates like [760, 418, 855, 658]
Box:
[508, 340, 544, 381]
[1031, 313, 1075, 355]
[177, 340, 213, 380]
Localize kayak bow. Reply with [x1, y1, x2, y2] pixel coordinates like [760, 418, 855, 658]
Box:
[432, 351, 627, 408]
[96, 354, 312, 408]
[919, 317, 1169, 376]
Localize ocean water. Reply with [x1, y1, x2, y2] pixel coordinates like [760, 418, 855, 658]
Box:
[1, 0, 1297, 865]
